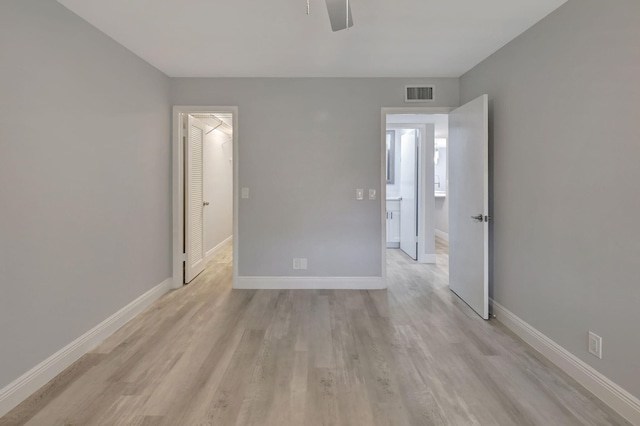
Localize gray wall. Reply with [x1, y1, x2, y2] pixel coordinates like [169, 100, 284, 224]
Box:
[203, 123, 233, 254]
[461, 0, 640, 398]
[171, 78, 459, 277]
[0, 0, 171, 390]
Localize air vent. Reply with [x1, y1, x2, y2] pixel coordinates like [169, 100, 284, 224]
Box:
[405, 86, 434, 102]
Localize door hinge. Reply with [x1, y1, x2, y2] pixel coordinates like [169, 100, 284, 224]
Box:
[182, 253, 187, 261]
[484, 215, 492, 222]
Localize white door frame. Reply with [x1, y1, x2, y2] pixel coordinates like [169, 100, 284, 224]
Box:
[381, 107, 452, 284]
[172, 106, 238, 289]
[387, 124, 428, 261]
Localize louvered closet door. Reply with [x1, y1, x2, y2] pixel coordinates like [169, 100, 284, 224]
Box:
[185, 115, 207, 283]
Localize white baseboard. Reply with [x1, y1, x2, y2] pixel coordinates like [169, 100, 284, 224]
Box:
[234, 276, 386, 290]
[0, 278, 173, 418]
[435, 229, 449, 242]
[205, 235, 232, 263]
[492, 300, 640, 425]
[419, 254, 437, 264]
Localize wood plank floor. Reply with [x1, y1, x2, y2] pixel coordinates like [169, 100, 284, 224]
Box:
[1, 239, 630, 425]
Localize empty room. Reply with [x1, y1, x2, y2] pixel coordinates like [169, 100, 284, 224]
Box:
[1, 0, 639, 425]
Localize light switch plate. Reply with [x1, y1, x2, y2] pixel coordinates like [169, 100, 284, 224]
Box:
[369, 189, 376, 200]
[356, 189, 364, 200]
[241, 187, 249, 199]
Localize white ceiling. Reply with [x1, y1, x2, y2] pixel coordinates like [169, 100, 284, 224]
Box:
[57, 0, 567, 78]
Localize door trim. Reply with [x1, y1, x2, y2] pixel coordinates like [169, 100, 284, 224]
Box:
[381, 107, 453, 283]
[172, 106, 238, 289]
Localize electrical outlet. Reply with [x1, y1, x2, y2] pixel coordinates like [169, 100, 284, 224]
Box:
[369, 189, 376, 200]
[588, 331, 602, 359]
[293, 258, 307, 270]
[241, 187, 249, 199]
[356, 188, 364, 200]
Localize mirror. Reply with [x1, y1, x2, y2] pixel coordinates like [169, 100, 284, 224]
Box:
[434, 138, 447, 196]
[386, 130, 395, 184]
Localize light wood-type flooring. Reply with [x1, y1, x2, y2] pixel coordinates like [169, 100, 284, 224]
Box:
[1, 239, 630, 425]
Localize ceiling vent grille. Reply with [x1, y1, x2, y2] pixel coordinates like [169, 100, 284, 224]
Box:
[405, 86, 434, 102]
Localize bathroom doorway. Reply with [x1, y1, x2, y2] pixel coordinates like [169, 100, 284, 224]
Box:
[383, 112, 450, 268]
[382, 95, 490, 320]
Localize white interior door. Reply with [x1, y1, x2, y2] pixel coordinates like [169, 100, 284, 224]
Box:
[448, 95, 490, 319]
[400, 130, 418, 260]
[185, 115, 206, 283]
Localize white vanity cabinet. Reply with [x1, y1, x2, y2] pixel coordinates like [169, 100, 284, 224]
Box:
[386, 200, 401, 248]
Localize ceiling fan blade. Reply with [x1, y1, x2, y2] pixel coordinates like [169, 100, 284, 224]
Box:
[325, 0, 354, 32]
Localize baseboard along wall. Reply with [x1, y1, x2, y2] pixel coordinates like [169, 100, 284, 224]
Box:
[205, 235, 232, 263]
[7, 279, 635, 423]
[492, 300, 640, 426]
[419, 254, 437, 264]
[234, 276, 386, 290]
[0, 278, 173, 418]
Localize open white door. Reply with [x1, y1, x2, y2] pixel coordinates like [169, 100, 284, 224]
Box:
[400, 130, 418, 260]
[185, 115, 207, 283]
[448, 95, 490, 319]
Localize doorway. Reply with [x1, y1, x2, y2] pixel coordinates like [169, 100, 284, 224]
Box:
[382, 96, 490, 320]
[384, 112, 450, 268]
[172, 106, 238, 288]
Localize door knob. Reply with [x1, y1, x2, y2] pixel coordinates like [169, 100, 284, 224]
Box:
[203, 201, 210, 206]
[471, 214, 483, 222]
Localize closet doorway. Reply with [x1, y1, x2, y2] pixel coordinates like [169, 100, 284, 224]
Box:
[172, 106, 238, 287]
